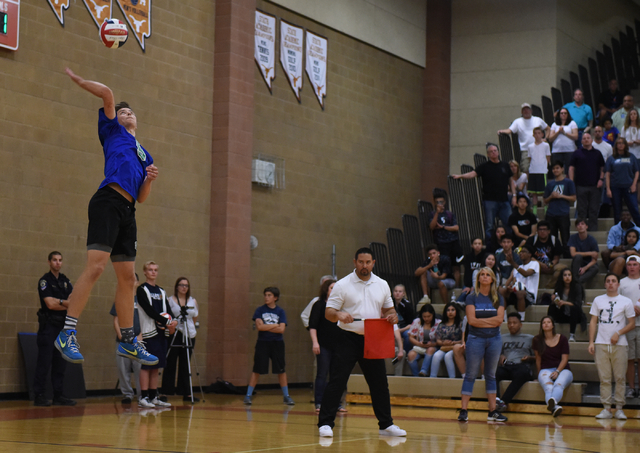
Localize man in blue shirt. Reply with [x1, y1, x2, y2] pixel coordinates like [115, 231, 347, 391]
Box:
[602, 209, 640, 272]
[54, 68, 159, 367]
[564, 88, 594, 145]
[568, 219, 600, 284]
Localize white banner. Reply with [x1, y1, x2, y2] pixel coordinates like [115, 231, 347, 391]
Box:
[280, 20, 304, 101]
[255, 11, 276, 91]
[305, 31, 327, 108]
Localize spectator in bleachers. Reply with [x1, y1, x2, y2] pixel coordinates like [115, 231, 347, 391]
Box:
[527, 128, 551, 215]
[509, 195, 538, 247]
[563, 88, 593, 144]
[392, 284, 414, 353]
[497, 103, 550, 174]
[501, 244, 540, 321]
[607, 229, 640, 276]
[593, 126, 613, 162]
[300, 275, 335, 329]
[457, 237, 485, 304]
[603, 117, 619, 145]
[452, 143, 516, 248]
[547, 269, 586, 342]
[495, 313, 535, 412]
[526, 220, 566, 280]
[621, 109, 640, 160]
[533, 316, 573, 417]
[472, 253, 502, 288]
[597, 78, 624, 124]
[544, 161, 576, 258]
[429, 193, 463, 285]
[508, 160, 528, 201]
[496, 235, 521, 286]
[605, 138, 640, 225]
[407, 304, 440, 377]
[589, 273, 636, 420]
[415, 245, 455, 305]
[568, 218, 600, 285]
[430, 302, 463, 378]
[488, 225, 507, 255]
[611, 95, 640, 132]
[548, 108, 578, 172]
[457, 267, 507, 423]
[569, 132, 605, 232]
[619, 256, 640, 399]
[602, 209, 640, 269]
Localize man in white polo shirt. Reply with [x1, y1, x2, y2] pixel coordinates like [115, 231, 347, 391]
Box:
[589, 272, 636, 420]
[619, 256, 640, 399]
[318, 247, 406, 438]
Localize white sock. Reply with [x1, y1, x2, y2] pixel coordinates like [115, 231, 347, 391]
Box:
[519, 311, 525, 321]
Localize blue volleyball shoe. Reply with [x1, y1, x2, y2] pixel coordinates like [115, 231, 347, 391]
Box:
[54, 329, 84, 363]
[117, 337, 159, 365]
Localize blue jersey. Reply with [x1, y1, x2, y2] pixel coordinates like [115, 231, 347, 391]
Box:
[465, 292, 505, 338]
[253, 304, 287, 341]
[97, 108, 153, 201]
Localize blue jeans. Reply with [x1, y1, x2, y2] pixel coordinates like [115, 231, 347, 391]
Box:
[483, 200, 512, 245]
[610, 186, 640, 225]
[538, 368, 573, 404]
[430, 349, 456, 378]
[314, 345, 333, 405]
[400, 330, 412, 353]
[408, 350, 434, 376]
[461, 334, 502, 396]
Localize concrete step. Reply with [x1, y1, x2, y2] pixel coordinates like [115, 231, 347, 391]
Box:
[428, 303, 593, 323]
[427, 287, 606, 305]
[500, 321, 589, 341]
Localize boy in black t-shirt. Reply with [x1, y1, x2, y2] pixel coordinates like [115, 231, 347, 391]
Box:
[429, 194, 463, 284]
[415, 245, 455, 303]
[525, 220, 566, 279]
[509, 195, 538, 247]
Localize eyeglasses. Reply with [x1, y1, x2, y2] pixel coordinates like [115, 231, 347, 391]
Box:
[436, 200, 446, 205]
[177, 284, 189, 287]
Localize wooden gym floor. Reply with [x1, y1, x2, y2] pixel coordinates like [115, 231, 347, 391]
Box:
[0, 389, 639, 452]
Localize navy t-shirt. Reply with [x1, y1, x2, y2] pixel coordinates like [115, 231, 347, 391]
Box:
[253, 304, 287, 341]
[465, 292, 505, 338]
[544, 178, 576, 217]
[605, 155, 639, 188]
[421, 255, 453, 278]
[98, 108, 153, 201]
[569, 147, 605, 187]
[568, 233, 599, 265]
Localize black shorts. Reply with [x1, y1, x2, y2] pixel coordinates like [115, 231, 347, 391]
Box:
[507, 290, 535, 307]
[141, 334, 168, 370]
[253, 340, 286, 375]
[438, 240, 463, 264]
[528, 173, 547, 193]
[87, 186, 137, 262]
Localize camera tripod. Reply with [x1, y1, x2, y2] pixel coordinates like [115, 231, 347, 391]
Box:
[166, 308, 205, 403]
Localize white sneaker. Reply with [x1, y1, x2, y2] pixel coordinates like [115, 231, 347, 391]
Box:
[614, 410, 627, 420]
[379, 424, 407, 437]
[318, 425, 333, 437]
[138, 397, 155, 408]
[626, 388, 635, 399]
[595, 409, 613, 419]
[569, 334, 576, 342]
[152, 397, 171, 407]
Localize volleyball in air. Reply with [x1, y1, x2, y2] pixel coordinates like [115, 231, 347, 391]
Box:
[99, 18, 128, 49]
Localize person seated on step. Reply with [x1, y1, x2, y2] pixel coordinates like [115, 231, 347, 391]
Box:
[495, 235, 521, 286]
[547, 268, 586, 342]
[415, 245, 455, 305]
[602, 208, 640, 272]
[533, 316, 573, 418]
[406, 304, 440, 377]
[568, 218, 600, 285]
[495, 313, 535, 412]
[500, 244, 540, 321]
[525, 220, 566, 281]
[509, 195, 538, 247]
[430, 302, 463, 378]
[429, 192, 463, 286]
[457, 237, 485, 305]
[608, 229, 640, 276]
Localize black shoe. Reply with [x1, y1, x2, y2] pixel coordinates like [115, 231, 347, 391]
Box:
[53, 396, 77, 406]
[457, 409, 468, 422]
[34, 394, 51, 407]
[487, 410, 507, 422]
[546, 397, 557, 413]
[121, 397, 132, 404]
[158, 395, 168, 403]
[183, 396, 200, 402]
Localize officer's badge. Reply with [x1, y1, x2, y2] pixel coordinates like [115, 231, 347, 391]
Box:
[135, 140, 147, 162]
[39, 279, 47, 290]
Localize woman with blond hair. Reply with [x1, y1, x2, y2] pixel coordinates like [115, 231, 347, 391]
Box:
[508, 160, 528, 201]
[621, 109, 640, 159]
[457, 267, 506, 423]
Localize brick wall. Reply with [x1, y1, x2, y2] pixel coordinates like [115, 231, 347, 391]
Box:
[0, 1, 215, 392]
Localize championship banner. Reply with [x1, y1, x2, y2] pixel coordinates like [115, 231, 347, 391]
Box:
[116, 0, 150, 51]
[305, 31, 327, 109]
[83, 0, 112, 28]
[279, 20, 303, 101]
[46, 0, 70, 26]
[255, 11, 276, 92]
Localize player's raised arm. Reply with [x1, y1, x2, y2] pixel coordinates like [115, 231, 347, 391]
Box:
[65, 68, 116, 119]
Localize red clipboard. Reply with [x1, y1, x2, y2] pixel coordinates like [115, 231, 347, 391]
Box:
[363, 319, 395, 359]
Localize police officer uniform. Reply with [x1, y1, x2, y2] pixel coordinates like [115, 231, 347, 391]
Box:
[34, 271, 74, 405]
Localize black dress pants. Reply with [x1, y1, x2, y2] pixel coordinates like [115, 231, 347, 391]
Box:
[317, 329, 393, 429]
[34, 317, 67, 397]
